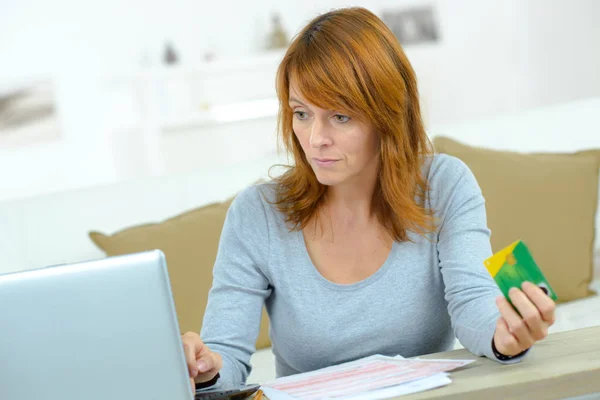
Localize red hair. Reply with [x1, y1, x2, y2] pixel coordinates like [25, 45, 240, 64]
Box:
[273, 7, 435, 242]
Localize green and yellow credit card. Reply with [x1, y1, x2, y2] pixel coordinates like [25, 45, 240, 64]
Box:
[484, 240, 558, 303]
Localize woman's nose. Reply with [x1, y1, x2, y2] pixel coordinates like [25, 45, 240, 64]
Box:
[309, 119, 332, 147]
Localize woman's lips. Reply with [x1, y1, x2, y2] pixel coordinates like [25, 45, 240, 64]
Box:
[313, 158, 339, 167]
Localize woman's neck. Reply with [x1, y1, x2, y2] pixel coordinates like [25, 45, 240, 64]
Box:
[324, 158, 379, 225]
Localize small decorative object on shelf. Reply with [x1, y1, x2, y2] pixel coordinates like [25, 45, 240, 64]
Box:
[267, 13, 288, 49]
[203, 51, 215, 63]
[163, 41, 179, 65]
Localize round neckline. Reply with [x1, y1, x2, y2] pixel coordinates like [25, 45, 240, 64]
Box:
[295, 229, 398, 291]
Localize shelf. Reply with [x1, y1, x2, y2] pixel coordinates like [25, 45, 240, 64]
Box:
[140, 49, 286, 78]
[159, 97, 279, 131]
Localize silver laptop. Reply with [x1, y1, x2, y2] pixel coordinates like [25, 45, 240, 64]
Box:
[0, 250, 193, 400]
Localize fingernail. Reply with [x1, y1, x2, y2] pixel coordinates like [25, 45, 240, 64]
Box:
[197, 360, 208, 372]
[191, 368, 197, 376]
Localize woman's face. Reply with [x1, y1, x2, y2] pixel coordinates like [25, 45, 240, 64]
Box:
[289, 79, 380, 187]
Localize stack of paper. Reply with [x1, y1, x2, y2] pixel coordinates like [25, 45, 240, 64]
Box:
[260, 355, 472, 400]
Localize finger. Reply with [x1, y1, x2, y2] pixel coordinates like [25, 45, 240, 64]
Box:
[195, 352, 223, 382]
[495, 316, 521, 356]
[190, 377, 196, 392]
[197, 351, 221, 374]
[182, 333, 203, 377]
[522, 281, 556, 325]
[509, 286, 547, 341]
[196, 342, 221, 371]
[183, 343, 198, 377]
[496, 294, 534, 350]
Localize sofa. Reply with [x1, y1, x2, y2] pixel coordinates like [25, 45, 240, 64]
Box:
[1, 97, 599, 384]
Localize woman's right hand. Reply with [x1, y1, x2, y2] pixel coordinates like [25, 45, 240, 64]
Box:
[181, 332, 223, 391]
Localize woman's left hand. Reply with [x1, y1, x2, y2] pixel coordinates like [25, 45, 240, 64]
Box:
[493, 281, 556, 357]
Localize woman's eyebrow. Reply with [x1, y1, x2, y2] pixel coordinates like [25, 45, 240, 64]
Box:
[289, 96, 307, 106]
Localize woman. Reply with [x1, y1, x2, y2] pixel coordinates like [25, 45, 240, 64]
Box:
[182, 7, 556, 389]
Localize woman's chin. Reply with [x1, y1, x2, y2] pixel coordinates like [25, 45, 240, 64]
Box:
[314, 172, 343, 186]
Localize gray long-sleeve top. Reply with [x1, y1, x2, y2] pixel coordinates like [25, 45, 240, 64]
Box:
[201, 154, 524, 386]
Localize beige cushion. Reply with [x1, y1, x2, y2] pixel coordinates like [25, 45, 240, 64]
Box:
[89, 197, 271, 349]
[433, 136, 600, 302]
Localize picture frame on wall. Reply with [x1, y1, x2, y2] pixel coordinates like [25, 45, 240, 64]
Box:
[382, 5, 440, 46]
[0, 79, 61, 148]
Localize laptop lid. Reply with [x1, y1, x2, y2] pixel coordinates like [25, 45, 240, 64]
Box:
[0, 250, 193, 400]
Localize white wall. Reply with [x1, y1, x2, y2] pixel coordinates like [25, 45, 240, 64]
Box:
[3, 0, 600, 83]
[3, 0, 599, 90]
[1, 0, 600, 203]
[518, 1, 600, 106]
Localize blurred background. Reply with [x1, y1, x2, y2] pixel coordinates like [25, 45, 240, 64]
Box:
[1, 1, 600, 384]
[1, 0, 599, 202]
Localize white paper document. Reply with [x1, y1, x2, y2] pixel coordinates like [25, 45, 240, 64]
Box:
[261, 355, 473, 400]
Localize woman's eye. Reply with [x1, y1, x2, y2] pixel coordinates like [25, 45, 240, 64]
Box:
[294, 111, 308, 120]
[333, 114, 350, 123]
